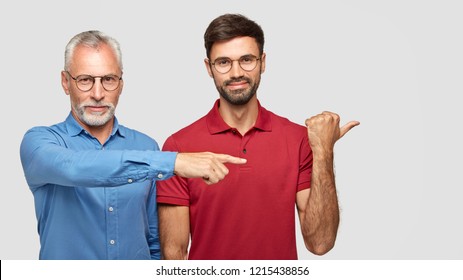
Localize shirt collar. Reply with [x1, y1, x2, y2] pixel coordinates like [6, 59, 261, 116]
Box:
[206, 99, 272, 135]
[65, 112, 124, 138]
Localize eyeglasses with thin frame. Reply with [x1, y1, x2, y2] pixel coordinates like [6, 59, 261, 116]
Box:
[210, 55, 260, 74]
[65, 71, 122, 92]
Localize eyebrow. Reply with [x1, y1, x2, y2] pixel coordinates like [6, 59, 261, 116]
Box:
[213, 54, 257, 60]
[74, 73, 122, 78]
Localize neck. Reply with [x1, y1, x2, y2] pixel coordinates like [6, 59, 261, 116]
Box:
[218, 97, 259, 135]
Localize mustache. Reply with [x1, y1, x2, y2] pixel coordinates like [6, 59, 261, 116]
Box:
[80, 101, 113, 108]
[224, 77, 251, 86]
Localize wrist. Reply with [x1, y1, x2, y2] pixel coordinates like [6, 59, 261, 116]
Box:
[311, 147, 334, 160]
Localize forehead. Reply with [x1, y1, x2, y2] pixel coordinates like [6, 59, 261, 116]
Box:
[70, 43, 120, 74]
[210, 36, 259, 59]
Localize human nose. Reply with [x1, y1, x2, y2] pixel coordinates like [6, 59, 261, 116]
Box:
[229, 60, 244, 78]
[90, 78, 105, 100]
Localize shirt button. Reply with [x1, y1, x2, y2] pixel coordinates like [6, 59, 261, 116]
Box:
[157, 173, 164, 179]
[110, 240, 115, 245]
[108, 207, 114, 212]
[243, 149, 247, 154]
[127, 178, 133, 183]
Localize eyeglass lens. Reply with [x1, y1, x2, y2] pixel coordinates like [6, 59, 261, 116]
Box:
[213, 55, 259, 74]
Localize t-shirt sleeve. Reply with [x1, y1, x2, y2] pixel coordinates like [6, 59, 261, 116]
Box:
[297, 132, 313, 192]
[156, 135, 190, 206]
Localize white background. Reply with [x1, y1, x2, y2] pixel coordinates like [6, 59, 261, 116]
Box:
[1, 0, 462, 260]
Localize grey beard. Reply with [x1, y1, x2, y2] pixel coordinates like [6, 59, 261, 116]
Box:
[74, 103, 115, 127]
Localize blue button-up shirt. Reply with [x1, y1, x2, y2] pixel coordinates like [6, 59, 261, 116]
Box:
[19, 113, 177, 260]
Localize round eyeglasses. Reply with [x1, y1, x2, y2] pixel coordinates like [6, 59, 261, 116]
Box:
[65, 71, 122, 92]
[210, 55, 260, 74]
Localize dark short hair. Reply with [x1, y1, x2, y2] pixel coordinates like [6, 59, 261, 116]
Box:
[204, 14, 265, 59]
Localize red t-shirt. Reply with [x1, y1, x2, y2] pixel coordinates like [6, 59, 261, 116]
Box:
[157, 100, 312, 259]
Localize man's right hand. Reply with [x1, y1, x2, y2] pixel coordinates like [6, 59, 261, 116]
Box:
[174, 152, 247, 184]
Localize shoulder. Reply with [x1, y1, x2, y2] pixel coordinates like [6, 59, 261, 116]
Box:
[20, 123, 69, 157]
[265, 109, 312, 158]
[118, 124, 154, 141]
[168, 115, 208, 140]
[162, 115, 208, 150]
[22, 121, 67, 140]
[267, 109, 307, 136]
[118, 124, 159, 149]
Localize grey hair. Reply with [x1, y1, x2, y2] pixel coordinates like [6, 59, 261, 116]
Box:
[64, 30, 123, 71]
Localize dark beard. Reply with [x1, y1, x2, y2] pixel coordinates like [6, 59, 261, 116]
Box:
[216, 77, 260, 106]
